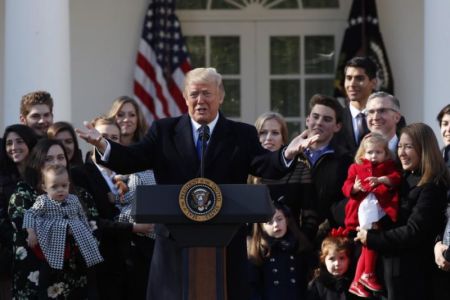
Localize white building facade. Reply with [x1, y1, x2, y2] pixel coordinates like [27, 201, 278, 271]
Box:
[0, 0, 448, 146]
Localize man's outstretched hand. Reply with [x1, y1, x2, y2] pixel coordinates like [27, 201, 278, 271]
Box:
[284, 130, 320, 160]
[75, 121, 107, 153]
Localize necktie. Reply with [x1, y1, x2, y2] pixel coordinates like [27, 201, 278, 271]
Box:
[356, 112, 368, 144]
[196, 125, 210, 160]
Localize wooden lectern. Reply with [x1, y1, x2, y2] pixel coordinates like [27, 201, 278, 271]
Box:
[133, 184, 274, 300]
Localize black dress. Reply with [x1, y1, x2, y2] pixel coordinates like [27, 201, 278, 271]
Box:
[366, 172, 447, 300]
[249, 232, 312, 300]
[307, 267, 357, 300]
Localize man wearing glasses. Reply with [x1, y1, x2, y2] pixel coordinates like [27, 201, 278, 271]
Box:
[365, 92, 402, 155]
[337, 57, 406, 155]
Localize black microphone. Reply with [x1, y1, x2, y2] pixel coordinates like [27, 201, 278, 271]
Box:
[198, 125, 210, 178]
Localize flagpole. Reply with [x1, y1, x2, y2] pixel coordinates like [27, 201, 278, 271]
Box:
[361, 0, 367, 55]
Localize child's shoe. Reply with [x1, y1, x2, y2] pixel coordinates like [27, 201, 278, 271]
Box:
[359, 273, 383, 292]
[349, 281, 370, 298]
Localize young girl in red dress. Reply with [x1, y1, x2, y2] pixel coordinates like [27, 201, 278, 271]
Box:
[342, 133, 401, 298]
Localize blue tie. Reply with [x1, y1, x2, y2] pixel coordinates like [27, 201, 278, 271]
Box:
[356, 112, 368, 144]
[196, 125, 210, 160]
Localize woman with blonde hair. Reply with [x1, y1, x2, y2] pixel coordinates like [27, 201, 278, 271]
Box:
[356, 123, 450, 300]
[107, 96, 148, 145]
[252, 112, 317, 241]
[254, 112, 289, 152]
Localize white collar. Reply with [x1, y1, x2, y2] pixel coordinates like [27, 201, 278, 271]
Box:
[190, 113, 219, 140]
[349, 103, 364, 118]
[388, 135, 399, 154]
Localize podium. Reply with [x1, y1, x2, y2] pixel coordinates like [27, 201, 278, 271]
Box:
[133, 183, 274, 300]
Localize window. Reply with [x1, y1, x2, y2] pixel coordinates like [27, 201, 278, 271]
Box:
[179, 1, 348, 140]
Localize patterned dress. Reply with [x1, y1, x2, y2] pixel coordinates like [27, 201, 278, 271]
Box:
[8, 181, 99, 300]
[116, 170, 156, 238]
[23, 194, 103, 270]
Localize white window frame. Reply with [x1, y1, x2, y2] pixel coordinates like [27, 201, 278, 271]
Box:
[178, 1, 350, 125]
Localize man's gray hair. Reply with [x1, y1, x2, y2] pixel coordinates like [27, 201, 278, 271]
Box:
[367, 91, 400, 112]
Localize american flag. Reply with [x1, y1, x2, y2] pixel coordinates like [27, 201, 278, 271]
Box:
[134, 0, 191, 124]
[334, 0, 393, 98]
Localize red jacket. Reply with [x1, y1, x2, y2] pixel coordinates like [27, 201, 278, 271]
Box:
[342, 159, 401, 230]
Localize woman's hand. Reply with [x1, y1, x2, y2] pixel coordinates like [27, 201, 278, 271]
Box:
[355, 227, 368, 245]
[352, 176, 366, 193]
[132, 223, 155, 235]
[434, 241, 450, 271]
[365, 176, 380, 187]
[26, 228, 38, 248]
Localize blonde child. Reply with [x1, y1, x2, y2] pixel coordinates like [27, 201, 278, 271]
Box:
[342, 133, 401, 297]
[247, 202, 313, 300]
[307, 227, 354, 300]
[23, 165, 103, 286]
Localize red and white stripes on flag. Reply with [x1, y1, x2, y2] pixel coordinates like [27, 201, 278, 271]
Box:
[133, 0, 191, 125]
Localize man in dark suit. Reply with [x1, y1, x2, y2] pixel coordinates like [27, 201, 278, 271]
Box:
[365, 91, 403, 156]
[337, 57, 377, 155]
[77, 67, 313, 300]
[336, 57, 406, 156]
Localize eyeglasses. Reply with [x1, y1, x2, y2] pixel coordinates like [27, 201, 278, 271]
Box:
[365, 108, 398, 116]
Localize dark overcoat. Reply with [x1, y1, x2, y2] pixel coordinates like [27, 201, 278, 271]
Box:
[366, 173, 447, 300]
[99, 113, 290, 300]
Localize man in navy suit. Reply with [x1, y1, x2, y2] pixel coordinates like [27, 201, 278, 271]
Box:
[77, 67, 315, 300]
[336, 57, 406, 156]
[336, 57, 378, 155]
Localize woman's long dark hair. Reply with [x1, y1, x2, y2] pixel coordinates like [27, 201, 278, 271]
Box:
[0, 124, 38, 177]
[24, 139, 69, 192]
[47, 121, 84, 166]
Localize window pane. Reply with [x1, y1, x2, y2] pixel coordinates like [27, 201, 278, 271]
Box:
[211, 0, 239, 9]
[305, 36, 335, 74]
[185, 36, 205, 68]
[177, 0, 207, 9]
[211, 36, 240, 74]
[302, 0, 339, 8]
[287, 122, 301, 142]
[271, 0, 299, 9]
[221, 79, 240, 118]
[304, 79, 334, 113]
[270, 37, 300, 74]
[270, 80, 300, 117]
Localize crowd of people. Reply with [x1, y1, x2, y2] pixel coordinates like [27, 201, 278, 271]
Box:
[0, 57, 449, 300]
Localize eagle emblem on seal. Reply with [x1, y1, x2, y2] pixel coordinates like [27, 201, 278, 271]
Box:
[190, 188, 211, 212]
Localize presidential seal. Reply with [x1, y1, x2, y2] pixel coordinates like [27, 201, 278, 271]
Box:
[179, 178, 223, 222]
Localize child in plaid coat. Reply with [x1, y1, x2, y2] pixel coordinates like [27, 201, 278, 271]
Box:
[23, 165, 103, 295]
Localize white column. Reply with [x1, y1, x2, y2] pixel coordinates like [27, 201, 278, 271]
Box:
[3, 0, 71, 126]
[424, 0, 450, 146]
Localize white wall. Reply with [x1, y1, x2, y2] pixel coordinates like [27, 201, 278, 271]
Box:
[2, 0, 428, 138]
[378, 0, 424, 125]
[424, 0, 450, 147]
[69, 0, 148, 129]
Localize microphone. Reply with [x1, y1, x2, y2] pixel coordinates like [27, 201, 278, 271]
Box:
[198, 125, 210, 177]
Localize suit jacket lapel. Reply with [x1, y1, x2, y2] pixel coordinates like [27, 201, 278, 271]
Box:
[174, 115, 199, 176]
[344, 106, 357, 147]
[206, 114, 232, 167]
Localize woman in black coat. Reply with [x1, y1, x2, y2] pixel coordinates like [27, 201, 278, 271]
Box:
[0, 125, 38, 299]
[432, 104, 450, 300]
[356, 123, 450, 300]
